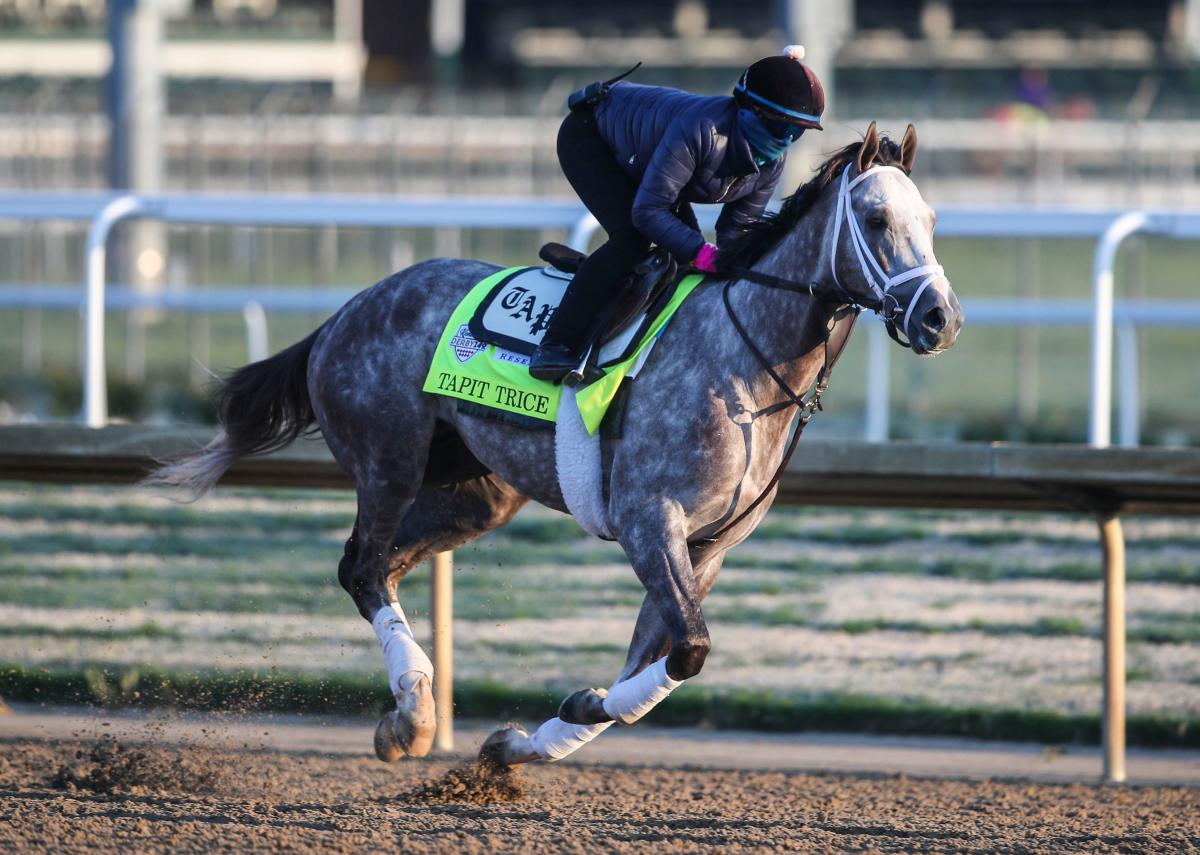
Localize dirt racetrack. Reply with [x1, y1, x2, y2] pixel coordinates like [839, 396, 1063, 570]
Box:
[1, 729, 1197, 854]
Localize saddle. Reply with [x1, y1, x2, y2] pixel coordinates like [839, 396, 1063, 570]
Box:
[542, 241, 678, 344]
[467, 243, 681, 386]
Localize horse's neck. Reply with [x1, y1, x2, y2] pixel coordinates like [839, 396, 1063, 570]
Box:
[729, 213, 831, 406]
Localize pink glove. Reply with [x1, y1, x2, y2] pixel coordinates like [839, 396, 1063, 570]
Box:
[693, 243, 720, 273]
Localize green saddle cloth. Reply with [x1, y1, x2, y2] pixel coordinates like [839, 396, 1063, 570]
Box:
[422, 266, 703, 435]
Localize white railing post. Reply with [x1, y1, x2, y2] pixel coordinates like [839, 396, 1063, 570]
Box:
[242, 300, 269, 363]
[865, 321, 890, 442]
[1089, 212, 1150, 448]
[1116, 324, 1140, 448]
[1100, 514, 1127, 784]
[84, 194, 144, 428]
[431, 551, 454, 752]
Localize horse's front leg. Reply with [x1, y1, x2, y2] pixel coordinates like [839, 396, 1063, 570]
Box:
[557, 539, 726, 726]
[482, 526, 721, 766]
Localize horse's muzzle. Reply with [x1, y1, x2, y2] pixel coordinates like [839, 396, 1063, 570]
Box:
[908, 283, 963, 355]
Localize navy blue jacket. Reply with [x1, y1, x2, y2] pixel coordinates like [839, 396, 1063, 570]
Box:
[592, 81, 786, 261]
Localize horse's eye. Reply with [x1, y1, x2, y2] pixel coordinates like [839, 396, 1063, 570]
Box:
[867, 214, 888, 229]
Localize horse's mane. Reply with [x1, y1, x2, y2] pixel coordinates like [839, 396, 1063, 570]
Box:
[715, 134, 907, 273]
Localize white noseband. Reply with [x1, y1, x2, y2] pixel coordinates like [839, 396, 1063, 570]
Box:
[831, 164, 948, 338]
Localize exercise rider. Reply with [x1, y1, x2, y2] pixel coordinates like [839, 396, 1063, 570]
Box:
[529, 46, 825, 382]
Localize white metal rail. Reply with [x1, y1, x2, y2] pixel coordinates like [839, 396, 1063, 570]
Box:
[1, 191, 1198, 443]
[30, 192, 586, 426]
[5, 284, 1197, 448]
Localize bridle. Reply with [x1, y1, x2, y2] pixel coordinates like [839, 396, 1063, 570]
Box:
[830, 164, 947, 347]
[728, 162, 948, 347]
[706, 159, 945, 542]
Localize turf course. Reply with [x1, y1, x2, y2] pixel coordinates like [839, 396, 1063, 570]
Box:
[0, 482, 1197, 747]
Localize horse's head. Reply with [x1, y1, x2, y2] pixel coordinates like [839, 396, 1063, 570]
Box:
[717, 123, 962, 354]
[822, 122, 962, 355]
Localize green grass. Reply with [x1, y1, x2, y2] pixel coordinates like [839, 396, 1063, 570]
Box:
[750, 520, 929, 544]
[0, 621, 180, 642]
[707, 601, 825, 627]
[672, 610, 1197, 645]
[947, 529, 1200, 551]
[1, 485, 1196, 739]
[1, 606, 1191, 646]
[2, 662, 1196, 749]
[0, 498, 356, 532]
[725, 551, 1200, 585]
[1127, 614, 1200, 645]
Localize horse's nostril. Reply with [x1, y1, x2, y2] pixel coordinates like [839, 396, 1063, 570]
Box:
[923, 307, 946, 333]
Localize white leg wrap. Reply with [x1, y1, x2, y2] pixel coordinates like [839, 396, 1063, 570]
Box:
[528, 716, 613, 761]
[372, 604, 433, 698]
[602, 657, 682, 725]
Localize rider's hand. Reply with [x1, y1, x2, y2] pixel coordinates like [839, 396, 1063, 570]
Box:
[693, 243, 720, 273]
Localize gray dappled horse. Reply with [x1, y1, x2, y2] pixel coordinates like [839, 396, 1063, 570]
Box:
[151, 123, 962, 766]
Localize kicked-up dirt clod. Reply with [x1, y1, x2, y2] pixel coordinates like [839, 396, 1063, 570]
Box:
[399, 760, 524, 804]
[49, 733, 226, 796]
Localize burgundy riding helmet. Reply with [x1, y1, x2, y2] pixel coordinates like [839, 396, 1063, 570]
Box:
[734, 50, 825, 130]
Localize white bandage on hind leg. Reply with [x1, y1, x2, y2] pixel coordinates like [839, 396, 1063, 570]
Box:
[372, 604, 433, 698]
[528, 716, 613, 761]
[602, 657, 682, 724]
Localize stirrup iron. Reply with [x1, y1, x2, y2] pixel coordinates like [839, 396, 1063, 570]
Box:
[564, 347, 591, 387]
[564, 346, 605, 388]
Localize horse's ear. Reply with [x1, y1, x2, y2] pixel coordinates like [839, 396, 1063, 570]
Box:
[856, 121, 880, 173]
[900, 123, 918, 173]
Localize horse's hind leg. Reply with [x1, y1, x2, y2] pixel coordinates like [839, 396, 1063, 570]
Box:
[337, 474, 431, 759]
[358, 473, 528, 761]
[382, 473, 528, 599]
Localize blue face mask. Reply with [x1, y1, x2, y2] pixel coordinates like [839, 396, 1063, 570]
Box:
[737, 108, 804, 166]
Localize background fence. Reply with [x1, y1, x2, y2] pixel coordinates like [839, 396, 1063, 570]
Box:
[2, 191, 1199, 446]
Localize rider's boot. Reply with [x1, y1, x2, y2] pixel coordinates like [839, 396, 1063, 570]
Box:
[529, 290, 590, 383]
[531, 235, 636, 382]
[529, 337, 582, 382]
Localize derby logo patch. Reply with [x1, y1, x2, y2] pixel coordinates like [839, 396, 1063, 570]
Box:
[449, 324, 485, 363]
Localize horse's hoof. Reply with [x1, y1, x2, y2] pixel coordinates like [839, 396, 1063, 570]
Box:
[373, 674, 436, 762]
[558, 687, 612, 725]
[374, 710, 406, 762]
[479, 725, 537, 768]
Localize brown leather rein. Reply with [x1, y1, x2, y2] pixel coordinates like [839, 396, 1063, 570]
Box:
[700, 267, 861, 543]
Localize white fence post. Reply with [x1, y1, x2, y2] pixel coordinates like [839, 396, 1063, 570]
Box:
[865, 321, 890, 442]
[431, 551, 454, 752]
[1086, 212, 1160, 786]
[1117, 324, 1140, 448]
[242, 301, 269, 363]
[84, 194, 144, 428]
[1089, 212, 1150, 449]
[567, 212, 600, 253]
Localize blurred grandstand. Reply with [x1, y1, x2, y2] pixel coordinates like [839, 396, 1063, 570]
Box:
[1, 1, 1200, 202]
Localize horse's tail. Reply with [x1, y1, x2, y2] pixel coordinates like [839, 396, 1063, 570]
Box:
[145, 326, 323, 499]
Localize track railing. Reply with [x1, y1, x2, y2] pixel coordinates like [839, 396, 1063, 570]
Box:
[3, 191, 1198, 441]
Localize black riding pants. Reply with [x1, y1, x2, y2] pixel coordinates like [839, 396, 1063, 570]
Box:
[546, 110, 652, 348]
